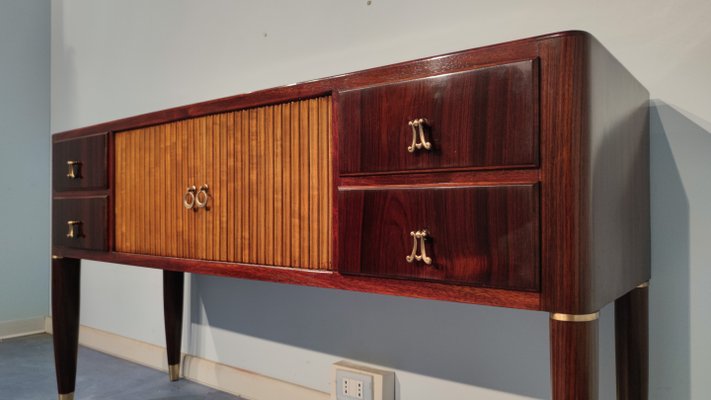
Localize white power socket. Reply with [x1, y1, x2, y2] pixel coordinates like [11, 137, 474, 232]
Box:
[331, 361, 394, 400]
[342, 377, 364, 399]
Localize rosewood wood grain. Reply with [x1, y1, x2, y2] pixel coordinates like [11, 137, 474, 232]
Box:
[52, 196, 108, 251]
[538, 32, 650, 314]
[114, 97, 332, 270]
[51, 257, 80, 396]
[50, 248, 541, 310]
[339, 169, 539, 189]
[615, 285, 649, 399]
[550, 317, 599, 400]
[339, 184, 540, 291]
[163, 271, 184, 374]
[339, 59, 538, 175]
[53, 133, 108, 192]
[50, 31, 651, 399]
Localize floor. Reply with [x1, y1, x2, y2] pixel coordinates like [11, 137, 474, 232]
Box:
[0, 334, 242, 400]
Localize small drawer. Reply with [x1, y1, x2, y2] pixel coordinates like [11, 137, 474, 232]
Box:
[338, 59, 538, 175]
[338, 184, 540, 291]
[52, 197, 108, 251]
[53, 133, 108, 191]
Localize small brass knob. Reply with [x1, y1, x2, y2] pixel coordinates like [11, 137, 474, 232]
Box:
[66, 161, 82, 179]
[66, 220, 82, 239]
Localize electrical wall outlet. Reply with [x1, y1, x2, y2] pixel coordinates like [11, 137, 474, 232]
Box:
[331, 361, 394, 400]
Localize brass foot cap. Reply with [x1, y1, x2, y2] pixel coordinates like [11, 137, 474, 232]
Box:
[58, 393, 74, 400]
[169, 364, 180, 381]
[551, 312, 599, 322]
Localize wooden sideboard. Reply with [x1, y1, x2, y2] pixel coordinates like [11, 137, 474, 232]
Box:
[51, 31, 650, 400]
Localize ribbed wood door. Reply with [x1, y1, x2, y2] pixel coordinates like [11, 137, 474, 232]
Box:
[115, 96, 333, 270]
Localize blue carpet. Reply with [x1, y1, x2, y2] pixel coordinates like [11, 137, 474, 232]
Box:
[0, 334, 242, 399]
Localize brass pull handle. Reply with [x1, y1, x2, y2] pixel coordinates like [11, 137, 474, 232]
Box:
[406, 118, 432, 153]
[66, 161, 82, 179]
[195, 184, 209, 208]
[405, 229, 432, 265]
[66, 220, 82, 239]
[183, 186, 197, 209]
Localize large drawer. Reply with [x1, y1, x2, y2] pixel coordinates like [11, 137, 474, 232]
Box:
[53, 133, 108, 191]
[338, 59, 538, 175]
[52, 197, 108, 251]
[338, 184, 540, 291]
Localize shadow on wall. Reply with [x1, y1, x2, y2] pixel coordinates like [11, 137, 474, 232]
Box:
[648, 100, 706, 400]
[189, 278, 550, 398]
[182, 101, 702, 399]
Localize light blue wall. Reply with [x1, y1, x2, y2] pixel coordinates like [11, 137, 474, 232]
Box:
[0, 0, 50, 322]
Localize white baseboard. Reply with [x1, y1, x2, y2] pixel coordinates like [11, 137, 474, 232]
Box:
[0, 316, 46, 340]
[45, 317, 329, 400]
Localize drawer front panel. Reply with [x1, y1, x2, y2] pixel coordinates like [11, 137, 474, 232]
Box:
[115, 97, 333, 270]
[53, 197, 108, 251]
[338, 59, 538, 175]
[339, 184, 540, 291]
[53, 133, 108, 191]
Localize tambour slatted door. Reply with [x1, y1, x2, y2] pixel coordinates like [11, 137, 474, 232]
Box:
[115, 96, 333, 270]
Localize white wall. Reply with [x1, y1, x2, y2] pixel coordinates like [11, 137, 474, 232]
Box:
[51, 1, 711, 399]
[0, 0, 50, 324]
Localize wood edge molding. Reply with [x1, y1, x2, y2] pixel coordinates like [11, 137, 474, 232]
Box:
[45, 317, 329, 400]
[51, 248, 542, 310]
[0, 316, 47, 340]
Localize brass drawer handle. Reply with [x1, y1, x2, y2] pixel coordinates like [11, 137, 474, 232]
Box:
[407, 118, 432, 153]
[195, 184, 209, 208]
[405, 229, 432, 265]
[66, 161, 82, 179]
[66, 220, 82, 239]
[183, 186, 197, 209]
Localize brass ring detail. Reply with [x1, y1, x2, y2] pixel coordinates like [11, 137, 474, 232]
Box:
[58, 393, 74, 400]
[636, 281, 649, 289]
[195, 184, 209, 208]
[52, 255, 64, 260]
[183, 186, 196, 209]
[550, 312, 599, 322]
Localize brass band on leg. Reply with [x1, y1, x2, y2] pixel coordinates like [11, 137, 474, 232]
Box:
[636, 281, 649, 289]
[169, 364, 180, 381]
[58, 393, 74, 400]
[550, 312, 600, 322]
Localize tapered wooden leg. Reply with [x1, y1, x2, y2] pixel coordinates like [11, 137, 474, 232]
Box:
[615, 282, 649, 399]
[52, 256, 81, 400]
[550, 312, 599, 400]
[163, 270, 184, 381]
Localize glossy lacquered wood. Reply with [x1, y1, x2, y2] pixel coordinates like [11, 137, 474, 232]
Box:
[339, 184, 540, 291]
[114, 97, 333, 270]
[338, 59, 538, 175]
[51, 248, 541, 310]
[51, 31, 650, 399]
[163, 271, 184, 372]
[550, 317, 599, 400]
[51, 258, 80, 396]
[52, 197, 108, 251]
[539, 33, 650, 314]
[53, 133, 108, 192]
[615, 285, 649, 400]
